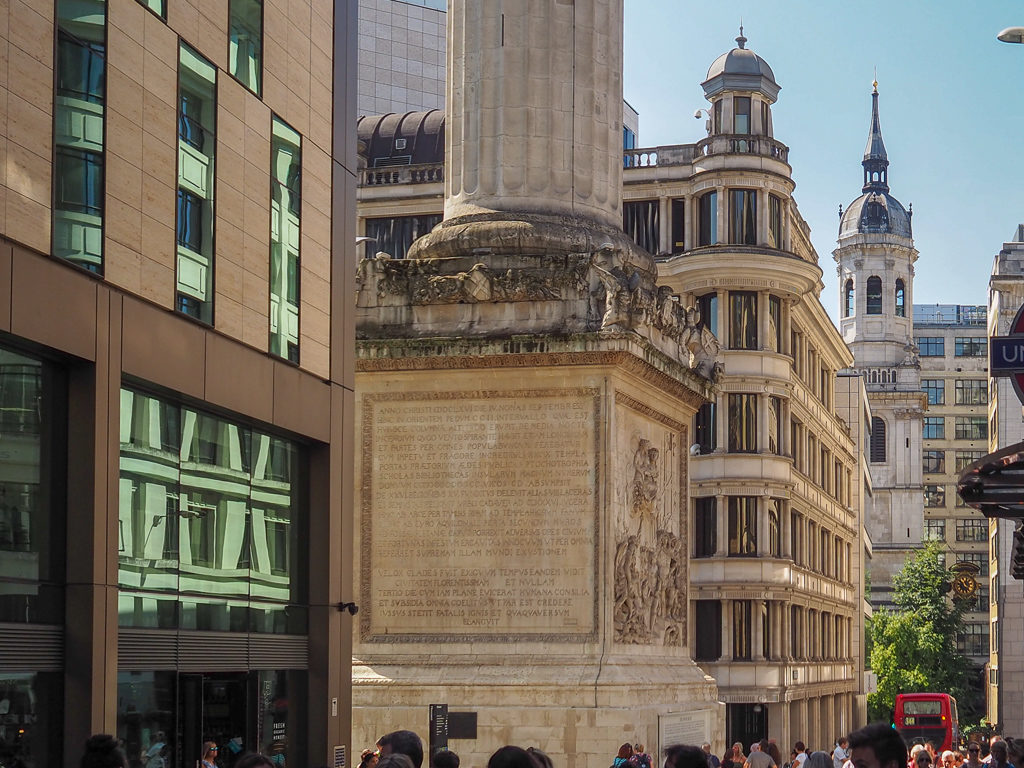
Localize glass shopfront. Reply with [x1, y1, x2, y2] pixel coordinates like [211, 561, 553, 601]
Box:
[0, 346, 66, 768]
[117, 389, 308, 768]
[117, 670, 306, 768]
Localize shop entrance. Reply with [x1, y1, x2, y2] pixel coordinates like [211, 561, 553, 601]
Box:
[179, 673, 249, 768]
[118, 670, 300, 768]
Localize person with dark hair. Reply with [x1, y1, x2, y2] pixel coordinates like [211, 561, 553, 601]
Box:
[615, 744, 635, 768]
[528, 747, 554, 768]
[378, 754, 416, 768]
[988, 742, 1015, 768]
[489, 746, 538, 768]
[362, 748, 382, 768]
[848, 722, 909, 768]
[746, 740, 777, 768]
[965, 744, 984, 768]
[807, 752, 832, 768]
[432, 750, 461, 768]
[81, 734, 129, 768]
[235, 755, 275, 768]
[379, 731, 424, 768]
[665, 744, 711, 768]
[767, 743, 783, 768]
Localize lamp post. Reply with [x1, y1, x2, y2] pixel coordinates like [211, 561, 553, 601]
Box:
[997, 27, 1024, 44]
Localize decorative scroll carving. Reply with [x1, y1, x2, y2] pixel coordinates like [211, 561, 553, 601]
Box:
[356, 252, 591, 306]
[613, 441, 686, 646]
[355, 250, 721, 380]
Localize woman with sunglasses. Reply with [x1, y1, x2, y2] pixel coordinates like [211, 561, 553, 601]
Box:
[201, 741, 219, 768]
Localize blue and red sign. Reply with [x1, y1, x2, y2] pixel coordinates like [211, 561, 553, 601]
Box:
[990, 302, 1024, 405]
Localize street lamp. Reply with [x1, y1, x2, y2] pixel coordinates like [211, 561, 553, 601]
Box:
[997, 27, 1024, 44]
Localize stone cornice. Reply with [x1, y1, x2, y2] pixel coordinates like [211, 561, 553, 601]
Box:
[357, 335, 715, 408]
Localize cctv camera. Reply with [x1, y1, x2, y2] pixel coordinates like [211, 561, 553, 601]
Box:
[338, 601, 359, 615]
[694, 110, 703, 119]
[689, 443, 701, 456]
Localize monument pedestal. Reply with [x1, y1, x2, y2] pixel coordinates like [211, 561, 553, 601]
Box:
[353, 313, 724, 765]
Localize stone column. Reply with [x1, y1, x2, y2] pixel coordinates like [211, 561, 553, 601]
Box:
[721, 599, 734, 661]
[445, 2, 620, 226]
[753, 600, 765, 661]
[716, 492, 728, 556]
[413, 0, 650, 270]
[659, 196, 670, 255]
[716, 185, 727, 245]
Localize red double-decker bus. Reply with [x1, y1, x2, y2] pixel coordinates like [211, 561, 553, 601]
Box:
[895, 693, 959, 752]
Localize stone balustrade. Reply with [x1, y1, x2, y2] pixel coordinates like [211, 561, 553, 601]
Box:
[360, 163, 444, 187]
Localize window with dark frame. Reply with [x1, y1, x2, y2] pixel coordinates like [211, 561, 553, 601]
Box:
[870, 416, 886, 462]
[728, 496, 757, 556]
[866, 276, 882, 314]
[728, 393, 758, 453]
[729, 291, 757, 350]
[698, 191, 718, 246]
[694, 497, 716, 558]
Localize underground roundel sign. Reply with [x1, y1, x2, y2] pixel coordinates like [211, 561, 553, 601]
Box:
[990, 302, 1024, 405]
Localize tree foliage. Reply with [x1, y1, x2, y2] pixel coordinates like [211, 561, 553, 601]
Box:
[867, 542, 971, 723]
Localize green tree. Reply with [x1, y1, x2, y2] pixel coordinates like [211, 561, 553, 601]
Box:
[867, 542, 971, 723]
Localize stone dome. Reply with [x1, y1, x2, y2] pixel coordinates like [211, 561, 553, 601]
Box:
[701, 29, 780, 101]
[839, 192, 912, 239]
[705, 46, 776, 84]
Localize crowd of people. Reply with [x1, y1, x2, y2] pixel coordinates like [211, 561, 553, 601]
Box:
[72, 722, 1024, 768]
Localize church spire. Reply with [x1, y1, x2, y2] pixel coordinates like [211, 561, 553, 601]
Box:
[862, 81, 890, 193]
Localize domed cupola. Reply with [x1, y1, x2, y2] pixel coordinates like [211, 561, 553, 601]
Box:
[838, 83, 912, 239]
[702, 27, 780, 102]
[700, 29, 781, 142]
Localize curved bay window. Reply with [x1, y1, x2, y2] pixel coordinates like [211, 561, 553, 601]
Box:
[870, 416, 886, 463]
[895, 278, 906, 317]
[728, 393, 758, 453]
[728, 497, 757, 557]
[698, 191, 718, 246]
[729, 189, 756, 245]
[843, 279, 854, 317]
[866, 275, 882, 315]
[729, 291, 757, 350]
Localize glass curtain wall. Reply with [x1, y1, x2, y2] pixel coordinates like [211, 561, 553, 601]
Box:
[176, 45, 217, 323]
[117, 389, 306, 633]
[269, 117, 302, 363]
[53, 0, 107, 273]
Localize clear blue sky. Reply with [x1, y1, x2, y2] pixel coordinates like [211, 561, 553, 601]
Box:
[623, 1, 1024, 322]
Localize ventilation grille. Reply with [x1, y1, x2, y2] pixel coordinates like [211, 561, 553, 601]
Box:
[0, 623, 63, 671]
[118, 629, 308, 670]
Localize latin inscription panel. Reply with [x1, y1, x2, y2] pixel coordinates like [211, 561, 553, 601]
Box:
[363, 389, 598, 638]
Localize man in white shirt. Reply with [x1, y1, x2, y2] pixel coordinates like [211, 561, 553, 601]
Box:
[834, 738, 850, 768]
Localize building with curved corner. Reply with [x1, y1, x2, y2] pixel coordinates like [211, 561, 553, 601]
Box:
[653, 31, 864, 748]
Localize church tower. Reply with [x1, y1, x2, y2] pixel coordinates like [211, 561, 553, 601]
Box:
[834, 84, 926, 608]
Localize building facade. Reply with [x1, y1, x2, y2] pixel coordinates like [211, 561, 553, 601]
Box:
[0, 1, 357, 766]
[986, 226, 1024, 734]
[354, 31, 867, 750]
[913, 304, 990, 666]
[357, 0, 445, 118]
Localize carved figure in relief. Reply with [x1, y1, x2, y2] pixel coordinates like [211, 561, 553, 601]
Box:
[613, 529, 686, 647]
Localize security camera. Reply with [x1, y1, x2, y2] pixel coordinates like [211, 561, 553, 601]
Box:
[338, 601, 359, 615]
[689, 443, 701, 456]
[694, 110, 703, 119]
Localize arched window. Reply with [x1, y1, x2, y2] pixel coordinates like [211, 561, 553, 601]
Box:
[895, 278, 906, 317]
[870, 416, 886, 463]
[866, 276, 882, 314]
[870, 370, 878, 384]
[843, 279, 854, 317]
